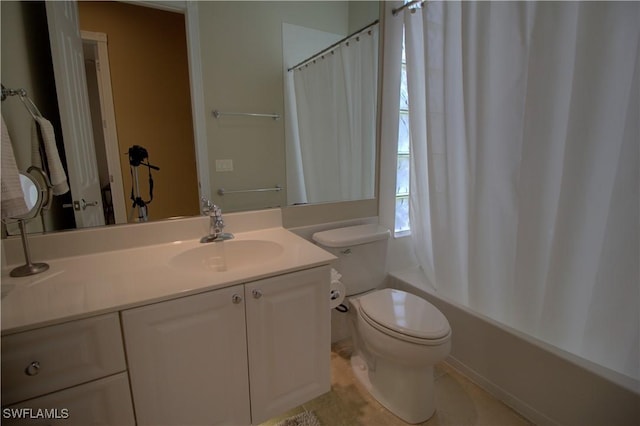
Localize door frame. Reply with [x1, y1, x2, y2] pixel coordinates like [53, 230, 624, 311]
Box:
[81, 30, 128, 224]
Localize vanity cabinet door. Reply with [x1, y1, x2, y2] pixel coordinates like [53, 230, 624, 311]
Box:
[121, 285, 251, 426]
[245, 266, 331, 424]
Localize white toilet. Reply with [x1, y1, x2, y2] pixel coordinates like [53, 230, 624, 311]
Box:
[312, 224, 451, 424]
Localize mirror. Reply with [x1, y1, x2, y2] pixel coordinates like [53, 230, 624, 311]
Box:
[19, 174, 40, 215]
[4, 170, 50, 277]
[0, 0, 380, 235]
[15, 171, 44, 220]
[3, 167, 50, 225]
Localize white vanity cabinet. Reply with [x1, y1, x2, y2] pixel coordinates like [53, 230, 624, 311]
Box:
[245, 267, 331, 424]
[0, 313, 135, 425]
[122, 266, 330, 425]
[122, 283, 252, 426]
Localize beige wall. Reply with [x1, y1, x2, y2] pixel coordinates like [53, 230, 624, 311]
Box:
[78, 1, 200, 222]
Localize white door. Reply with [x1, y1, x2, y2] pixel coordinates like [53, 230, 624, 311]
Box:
[45, 1, 105, 228]
[121, 285, 251, 426]
[245, 267, 331, 424]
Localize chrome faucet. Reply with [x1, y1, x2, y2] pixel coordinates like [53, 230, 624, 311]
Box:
[200, 198, 234, 243]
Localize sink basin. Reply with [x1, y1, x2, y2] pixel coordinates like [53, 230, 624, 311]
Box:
[170, 240, 284, 272]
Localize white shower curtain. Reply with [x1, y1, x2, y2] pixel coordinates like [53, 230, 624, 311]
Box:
[291, 25, 378, 204]
[404, 1, 639, 380]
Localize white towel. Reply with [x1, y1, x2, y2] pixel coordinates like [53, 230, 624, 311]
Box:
[1, 115, 28, 219]
[31, 116, 69, 195]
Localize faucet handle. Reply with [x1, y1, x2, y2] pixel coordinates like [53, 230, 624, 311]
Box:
[201, 197, 213, 215]
[213, 206, 224, 231]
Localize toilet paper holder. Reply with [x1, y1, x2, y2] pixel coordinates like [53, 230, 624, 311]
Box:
[330, 289, 341, 301]
[330, 268, 348, 312]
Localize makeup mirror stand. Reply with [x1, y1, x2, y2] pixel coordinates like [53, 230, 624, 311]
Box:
[8, 168, 51, 277]
[10, 219, 49, 277]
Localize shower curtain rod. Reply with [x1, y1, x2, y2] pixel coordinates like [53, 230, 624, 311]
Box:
[288, 19, 379, 72]
[392, 0, 425, 16]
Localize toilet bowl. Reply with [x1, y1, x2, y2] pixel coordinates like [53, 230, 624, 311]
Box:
[349, 289, 451, 423]
[312, 224, 452, 424]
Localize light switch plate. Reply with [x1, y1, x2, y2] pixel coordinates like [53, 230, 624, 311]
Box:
[215, 159, 234, 172]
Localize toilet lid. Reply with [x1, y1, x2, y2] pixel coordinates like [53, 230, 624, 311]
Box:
[359, 289, 450, 340]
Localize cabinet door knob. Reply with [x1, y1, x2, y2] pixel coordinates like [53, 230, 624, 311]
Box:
[25, 361, 40, 376]
[232, 294, 243, 304]
[252, 289, 263, 299]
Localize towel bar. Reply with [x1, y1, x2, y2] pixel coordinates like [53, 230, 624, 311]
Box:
[212, 110, 280, 120]
[218, 185, 282, 196]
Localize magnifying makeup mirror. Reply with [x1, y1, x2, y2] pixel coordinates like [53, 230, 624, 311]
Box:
[6, 168, 50, 277]
[20, 174, 40, 214]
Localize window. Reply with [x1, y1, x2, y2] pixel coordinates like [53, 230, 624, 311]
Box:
[394, 36, 410, 236]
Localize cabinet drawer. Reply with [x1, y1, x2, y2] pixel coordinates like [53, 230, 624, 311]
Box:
[2, 372, 135, 426]
[1, 313, 126, 405]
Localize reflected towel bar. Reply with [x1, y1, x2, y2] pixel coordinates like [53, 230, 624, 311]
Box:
[213, 109, 280, 120]
[1, 85, 28, 101]
[1, 85, 42, 119]
[218, 185, 282, 196]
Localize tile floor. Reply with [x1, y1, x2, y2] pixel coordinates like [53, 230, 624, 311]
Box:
[262, 341, 533, 426]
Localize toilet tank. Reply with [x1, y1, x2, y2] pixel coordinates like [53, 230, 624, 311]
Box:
[312, 224, 390, 296]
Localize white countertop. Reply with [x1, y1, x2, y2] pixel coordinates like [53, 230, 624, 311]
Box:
[1, 227, 335, 335]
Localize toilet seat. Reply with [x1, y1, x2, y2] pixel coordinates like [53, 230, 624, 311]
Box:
[358, 289, 451, 345]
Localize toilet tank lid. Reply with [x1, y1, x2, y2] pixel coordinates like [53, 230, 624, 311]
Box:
[312, 224, 390, 248]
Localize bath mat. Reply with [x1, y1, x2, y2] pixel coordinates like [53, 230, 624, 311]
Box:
[274, 411, 321, 426]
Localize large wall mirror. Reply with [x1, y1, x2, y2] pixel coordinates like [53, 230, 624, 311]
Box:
[0, 0, 381, 236]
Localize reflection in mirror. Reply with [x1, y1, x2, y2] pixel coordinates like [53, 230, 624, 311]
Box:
[0, 0, 380, 236]
[78, 1, 200, 225]
[284, 19, 378, 205]
[202, 1, 380, 213]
